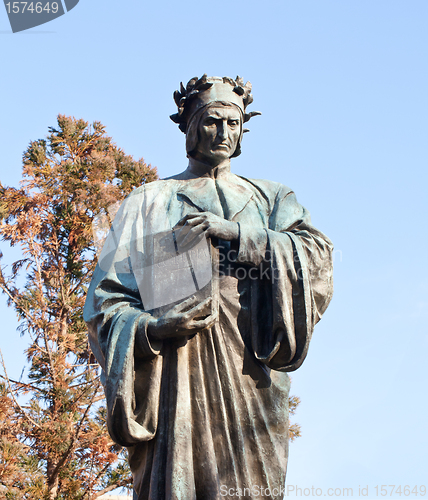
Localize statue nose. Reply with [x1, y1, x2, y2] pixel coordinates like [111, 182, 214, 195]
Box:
[218, 121, 228, 140]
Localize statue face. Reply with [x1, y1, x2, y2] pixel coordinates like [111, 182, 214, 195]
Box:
[193, 105, 241, 165]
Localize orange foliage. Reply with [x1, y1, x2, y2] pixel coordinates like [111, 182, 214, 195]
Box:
[0, 115, 157, 499]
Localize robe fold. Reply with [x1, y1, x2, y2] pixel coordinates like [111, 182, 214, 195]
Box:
[83, 170, 333, 500]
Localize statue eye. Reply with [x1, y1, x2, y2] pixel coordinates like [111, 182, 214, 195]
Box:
[228, 120, 239, 127]
[204, 118, 216, 126]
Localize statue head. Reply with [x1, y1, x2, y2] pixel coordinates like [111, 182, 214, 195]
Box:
[170, 75, 261, 162]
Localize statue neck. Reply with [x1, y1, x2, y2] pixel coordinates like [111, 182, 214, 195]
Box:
[187, 157, 231, 179]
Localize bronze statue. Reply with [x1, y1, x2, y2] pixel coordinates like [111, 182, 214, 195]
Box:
[84, 75, 333, 500]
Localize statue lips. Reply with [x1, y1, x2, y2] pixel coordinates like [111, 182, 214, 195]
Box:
[214, 143, 230, 150]
[5, 0, 80, 33]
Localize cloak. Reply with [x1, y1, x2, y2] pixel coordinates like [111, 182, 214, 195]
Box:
[83, 169, 333, 500]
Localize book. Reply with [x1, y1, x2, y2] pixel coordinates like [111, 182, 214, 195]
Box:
[134, 229, 219, 322]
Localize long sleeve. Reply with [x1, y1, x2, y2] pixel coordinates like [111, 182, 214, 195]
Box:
[236, 186, 333, 371]
[83, 189, 164, 447]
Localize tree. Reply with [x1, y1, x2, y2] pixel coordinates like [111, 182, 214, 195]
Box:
[0, 115, 157, 499]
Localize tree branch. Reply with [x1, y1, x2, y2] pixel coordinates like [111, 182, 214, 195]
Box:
[49, 370, 102, 484]
[0, 277, 37, 326]
[93, 477, 133, 499]
[0, 375, 43, 394]
[0, 349, 41, 430]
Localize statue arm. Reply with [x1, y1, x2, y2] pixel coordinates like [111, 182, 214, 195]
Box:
[83, 191, 163, 373]
[84, 265, 162, 372]
[235, 185, 334, 371]
[83, 260, 163, 445]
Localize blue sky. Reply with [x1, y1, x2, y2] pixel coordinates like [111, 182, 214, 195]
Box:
[1, 0, 427, 497]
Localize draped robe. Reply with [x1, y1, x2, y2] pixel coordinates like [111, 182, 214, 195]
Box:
[83, 168, 333, 500]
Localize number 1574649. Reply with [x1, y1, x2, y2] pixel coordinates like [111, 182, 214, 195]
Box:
[375, 485, 426, 496]
[5, 2, 59, 14]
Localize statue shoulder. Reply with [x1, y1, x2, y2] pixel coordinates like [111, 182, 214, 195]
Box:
[114, 179, 179, 218]
[236, 175, 294, 201]
[163, 170, 191, 181]
[124, 178, 179, 200]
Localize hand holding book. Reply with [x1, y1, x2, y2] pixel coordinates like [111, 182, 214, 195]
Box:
[174, 212, 239, 251]
[147, 295, 217, 341]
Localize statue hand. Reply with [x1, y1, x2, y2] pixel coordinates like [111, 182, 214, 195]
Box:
[147, 295, 217, 341]
[174, 212, 239, 250]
